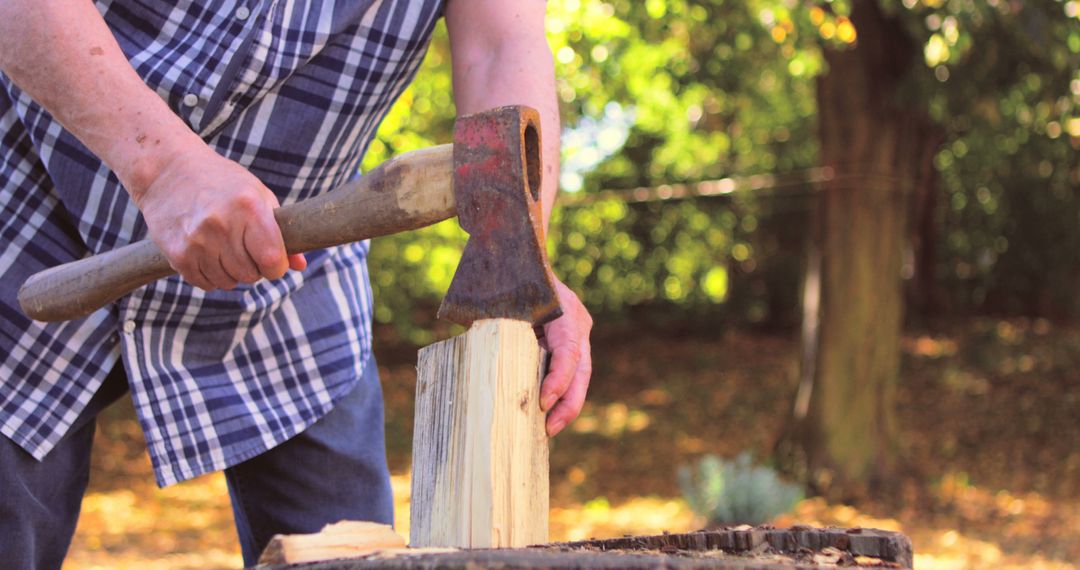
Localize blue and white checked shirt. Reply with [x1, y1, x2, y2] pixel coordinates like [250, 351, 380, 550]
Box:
[0, 0, 444, 486]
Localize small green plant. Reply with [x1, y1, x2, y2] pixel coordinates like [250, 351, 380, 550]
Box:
[678, 452, 804, 527]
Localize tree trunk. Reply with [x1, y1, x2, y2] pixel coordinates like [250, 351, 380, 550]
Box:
[795, 0, 939, 499]
[906, 124, 945, 318]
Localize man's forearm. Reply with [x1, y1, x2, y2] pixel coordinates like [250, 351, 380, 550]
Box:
[0, 1, 299, 289]
[441, 2, 592, 437]
[446, 2, 561, 228]
[0, 1, 203, 200]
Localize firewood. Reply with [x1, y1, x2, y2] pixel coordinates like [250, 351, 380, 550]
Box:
[410, 318, 549, 548]
[257, 521, 406, 565]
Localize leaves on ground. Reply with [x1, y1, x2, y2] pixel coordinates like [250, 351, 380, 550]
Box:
[65, 318, 1080, 570]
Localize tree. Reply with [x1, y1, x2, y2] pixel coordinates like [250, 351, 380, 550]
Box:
[362, 0, 1078, 490]
[793, 0, 1078, 497]
[794, 0, 931, 498]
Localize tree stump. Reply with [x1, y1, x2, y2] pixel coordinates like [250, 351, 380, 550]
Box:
[256, 526, 913, 569]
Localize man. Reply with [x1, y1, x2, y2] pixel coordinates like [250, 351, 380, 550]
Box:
[0, 1, 592, 567]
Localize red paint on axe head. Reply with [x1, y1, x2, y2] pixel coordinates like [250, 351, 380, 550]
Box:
[438, 106, 561, 327]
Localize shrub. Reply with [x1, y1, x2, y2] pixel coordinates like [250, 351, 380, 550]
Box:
[678, 452, 803, 526]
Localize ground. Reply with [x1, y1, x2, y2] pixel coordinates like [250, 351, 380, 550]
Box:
[63, 317, 1080, 570]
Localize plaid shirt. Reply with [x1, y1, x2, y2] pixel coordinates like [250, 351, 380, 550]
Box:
[0, 0, 443, 486]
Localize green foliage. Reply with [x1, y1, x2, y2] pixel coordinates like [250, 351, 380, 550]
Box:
[550, 0, 820, 188]
[678, 453, 804, 526]
[362, 1, 1080, 343]
[937, 96, 1080, 316]
[915, 1, 1080, 316]
[551, 199, 734, 310]
[365, 2, 822, 342]
[366, 219, 466, 346]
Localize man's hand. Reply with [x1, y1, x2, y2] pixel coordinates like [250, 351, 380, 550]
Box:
[539, 278, 593, 436]
[446, 0, 592, 436]
[134, 145, 305, 291]
[0, 0, 304, 292]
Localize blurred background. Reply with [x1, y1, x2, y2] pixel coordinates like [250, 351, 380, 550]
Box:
[65, 1, 1078, 568]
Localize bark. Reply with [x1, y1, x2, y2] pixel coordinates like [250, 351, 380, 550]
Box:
[257, 527, 913, 570]
[906, 126, 945, 317]
[796, 0, 940, 499]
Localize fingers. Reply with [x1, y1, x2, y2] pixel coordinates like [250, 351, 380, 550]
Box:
[173, 253, 214, 291]
[160, 193, 292, 291]
[198, 255, 238, 290]
[138, 146, 301, 291]
[288, 253, 308, 272]
[172, 232, 239, 290]
[540, 331, 581, 412]
[538, 278, 594, 436]
[164, 231, 224, 291]
[242, 193, 290, 281]
[176, 200, 281, 290]
[546, 353, 591, 436]
[220, 237, 260, 285]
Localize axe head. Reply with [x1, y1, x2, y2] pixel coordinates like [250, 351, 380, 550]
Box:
[437, 106, 563, 327]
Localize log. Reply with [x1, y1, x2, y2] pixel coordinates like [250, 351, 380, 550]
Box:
[255, 527, 914, 569]
[409, 318, 549, 549]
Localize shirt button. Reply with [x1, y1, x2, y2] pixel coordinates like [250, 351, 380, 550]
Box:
[235, 5, 251, 20]
[123, 320, 136, 334]
[182, 93, 199, 107]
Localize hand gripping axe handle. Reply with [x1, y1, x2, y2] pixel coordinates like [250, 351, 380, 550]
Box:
[18, 106, 562, 326]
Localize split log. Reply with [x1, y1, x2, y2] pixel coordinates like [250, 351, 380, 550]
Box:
[257, 521, 406, 565]
[409, 318, 549, 548]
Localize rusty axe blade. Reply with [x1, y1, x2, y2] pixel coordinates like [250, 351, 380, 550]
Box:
[437, 106, 562, 327]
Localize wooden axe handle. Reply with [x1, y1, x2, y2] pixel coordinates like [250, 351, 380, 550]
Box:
[19, 144, 455, 322]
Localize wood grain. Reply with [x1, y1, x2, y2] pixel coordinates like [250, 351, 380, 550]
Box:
[410, 318, 549, 549]
[257, 521, 407, 566]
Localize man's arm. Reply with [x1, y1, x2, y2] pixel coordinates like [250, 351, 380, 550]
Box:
[446, 0, 592, 437]
[0, 1, 303, 291]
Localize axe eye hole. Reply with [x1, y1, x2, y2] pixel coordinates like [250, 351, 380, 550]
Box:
[524, 123, 541, 202]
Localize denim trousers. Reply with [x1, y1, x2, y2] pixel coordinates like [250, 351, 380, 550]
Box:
[0, 355, 394, 569]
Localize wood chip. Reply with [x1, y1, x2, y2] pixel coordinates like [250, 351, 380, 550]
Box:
[257, 520, 406, 565]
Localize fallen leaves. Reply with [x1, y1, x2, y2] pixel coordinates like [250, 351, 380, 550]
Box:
[64, 319, 1080, 570]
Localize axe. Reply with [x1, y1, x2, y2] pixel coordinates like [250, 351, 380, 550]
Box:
[18, 106, 562, 326]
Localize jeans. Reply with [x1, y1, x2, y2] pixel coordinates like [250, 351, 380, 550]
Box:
[0, 355, 393, 569]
